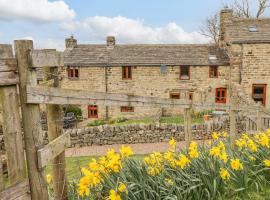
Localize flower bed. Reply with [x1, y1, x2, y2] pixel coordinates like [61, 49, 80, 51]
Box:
[51, 130, 270, 199]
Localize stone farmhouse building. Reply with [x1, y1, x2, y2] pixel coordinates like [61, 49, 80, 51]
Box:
[61, 8, 270, 120]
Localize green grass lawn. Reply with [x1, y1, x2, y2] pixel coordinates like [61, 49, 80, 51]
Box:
[88, 116, 204, 127]
[46, 155, 145, 179]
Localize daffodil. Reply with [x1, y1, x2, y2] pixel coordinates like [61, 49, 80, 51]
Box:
[209, 146, 221, 157]
[212, 132, 219, 140]
[176, 154, 190, 169]
[219, 168, 230, 181]
[264, 159, 270, 167]
[165, 178, 173, 185]
[120, 145, 134, 158]
[249, 156, 256, 161]
[231, 159, 243, 171]
[46, 174, 52, 184]
[169, 138, 176, 152]
[78, 184, 90, 196]
[118, 182, 128, 194]
[107, 189, 121, 200]
[259, 133, 269, 148]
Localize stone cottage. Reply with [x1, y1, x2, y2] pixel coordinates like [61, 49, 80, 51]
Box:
[61, 8, 270, 120]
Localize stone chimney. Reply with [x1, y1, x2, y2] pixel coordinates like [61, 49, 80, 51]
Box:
[106, 36, 115, 49]
[65, 35, 77, 49]
[219, 8, 233, 44]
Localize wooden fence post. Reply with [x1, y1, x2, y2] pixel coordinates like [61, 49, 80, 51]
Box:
[0, 45, 26, 185]
[229, 108, 237, 144]
[15, 40, 49, 200]
[256, 108, 263, 131]
[184, 106, 192, 148]
[45, 67, 68, 200]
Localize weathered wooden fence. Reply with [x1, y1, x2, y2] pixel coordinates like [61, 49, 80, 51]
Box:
[0, 40, 268, 200]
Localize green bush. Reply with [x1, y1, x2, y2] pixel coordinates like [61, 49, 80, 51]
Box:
[87, 120, 106, 127]
[108, 116, 128, 124]
[191, 109, 213, 118]
[64, 105, 82, 118]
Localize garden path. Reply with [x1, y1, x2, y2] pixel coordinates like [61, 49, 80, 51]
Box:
[65, 140, 209, 157]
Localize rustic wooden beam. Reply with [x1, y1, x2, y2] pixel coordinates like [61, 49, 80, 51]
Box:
[256, 109, 263, 131]
[184, 106, 192, 148]
[45, 67, 68, 200]
[37, 132, 71, 169]
[31, 49, 63, 68]
[0, 58, 18, 72]
[0, 86, 26, 184]
[0, 46, 26, 186]
[15, 40, 49, 200]
[0, 180, 30, 200]
[0, 44, 13, 58]
[0, 155, 4, 192]
[26, 85, 191, 107]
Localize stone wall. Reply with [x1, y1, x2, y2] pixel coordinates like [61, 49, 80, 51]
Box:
[62, 120, 229, 148]
[1, 114, 251, 150]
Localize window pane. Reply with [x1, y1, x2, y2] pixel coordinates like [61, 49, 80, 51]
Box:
[180, 66, 190, 80]
[75, 68, 79, 78]
[128, 66, 132, 78]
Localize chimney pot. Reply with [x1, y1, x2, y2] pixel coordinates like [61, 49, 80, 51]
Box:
[65, 35, 77, 49]
[107, 36, 115, 48]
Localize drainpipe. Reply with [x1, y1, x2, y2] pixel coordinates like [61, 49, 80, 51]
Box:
[105, 65, 109, 120]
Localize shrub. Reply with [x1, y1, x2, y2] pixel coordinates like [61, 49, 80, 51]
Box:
[87, 119, 106, 127]
[191, 109, 213, 118]
[64, 105, 82, 118]
[108, 116, 128, 124]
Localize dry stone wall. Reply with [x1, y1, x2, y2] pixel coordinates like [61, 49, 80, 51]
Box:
[62, 121, 229, 148]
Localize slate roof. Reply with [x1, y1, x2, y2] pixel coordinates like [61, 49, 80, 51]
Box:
[227, 18, 270, 44]
[64, 44, 230, 67]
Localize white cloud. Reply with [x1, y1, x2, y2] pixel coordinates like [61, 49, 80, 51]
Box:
[0, 0, 75, 23]
[61, 16, 210, 44]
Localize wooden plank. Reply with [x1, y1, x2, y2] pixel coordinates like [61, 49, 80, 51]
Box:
[0, 180, 30, 200]
[45, 67, 68, 200]
[257, 110, 263, 131]
[37, 132, 71, 169]
[0, 154, 4, 192]
[0, 78, 19, 86]
[0, 58, 18, 72]
[31, 49, 63, 68]
[0, 86, 26, 184]
[26, 85, 191, 107]
[184, 107, 192, 148]
[0, 44, 13, 58]
[15, 40, 49, 200]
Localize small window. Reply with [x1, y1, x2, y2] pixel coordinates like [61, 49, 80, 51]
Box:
[122, 66, 132, 80]
[248, 25, 258, 32]
[209, 66, 218, 78]
[121, 106, 134, 112]
[215, 88, 227, 104]
[170, 93, 180, 99]
[189, 92, 193, 100]
[88, 105, 98, 118]
[180, 66, 190, 80]
[252, 84, 267, 106]
[160, 65, 167, 74]
[67, 66, 79, 79]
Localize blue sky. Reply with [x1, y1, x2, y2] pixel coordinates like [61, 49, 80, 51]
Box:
[0, 0, 259, 50]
